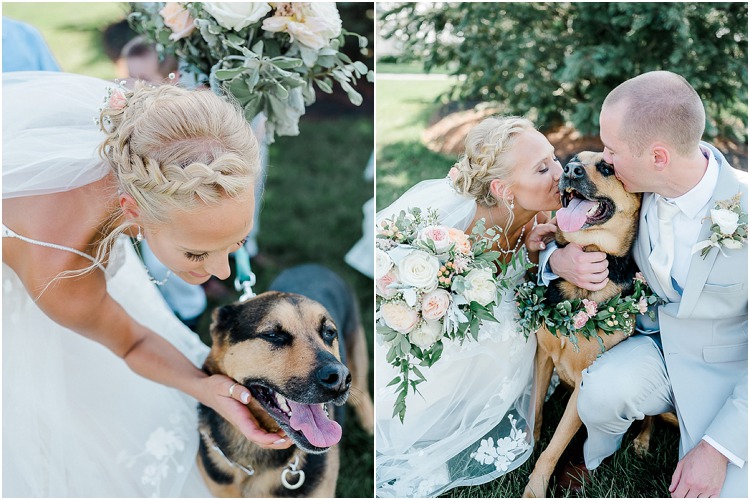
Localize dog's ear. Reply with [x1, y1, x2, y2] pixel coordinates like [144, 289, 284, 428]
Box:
[210, 303, 241, 340]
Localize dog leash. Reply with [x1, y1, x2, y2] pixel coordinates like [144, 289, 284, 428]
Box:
[199, 430, 306, 490]
[233, 246, 257, 301]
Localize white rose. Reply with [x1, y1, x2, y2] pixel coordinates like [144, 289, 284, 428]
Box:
[375, 248, 393, 280]
[418, 225, 453, 253]
[398, 250, 440, 292]
[380, 301, 419, 334]
[262, 2, 342, 50]
[421, 289, 452, 321]
[203, 2, 272, 31]
[408, 320, 443, 349]
[711, 208, 740, 236]
[461, 268, 497, 306]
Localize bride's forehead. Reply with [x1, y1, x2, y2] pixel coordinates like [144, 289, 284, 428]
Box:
[165, 193, 254, 242]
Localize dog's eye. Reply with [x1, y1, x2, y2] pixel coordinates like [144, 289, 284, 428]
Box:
[259, 330, 291, 346]
[321, 326, 337, 344]
[597, 161, 615, 176]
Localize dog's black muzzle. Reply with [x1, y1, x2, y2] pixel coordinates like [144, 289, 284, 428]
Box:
[563, 160, 586, 181]
[559, 161, 598, 207]
[314, 350, 352, 405]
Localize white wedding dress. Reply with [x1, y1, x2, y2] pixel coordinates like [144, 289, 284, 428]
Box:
[375, 179, 537, 498]
[3, 72, 212, 496]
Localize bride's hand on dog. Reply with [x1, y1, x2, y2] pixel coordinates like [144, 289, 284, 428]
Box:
[526, 222, 557, 252]
[202, 375, 293, 450]
[549, 243, 610, 291]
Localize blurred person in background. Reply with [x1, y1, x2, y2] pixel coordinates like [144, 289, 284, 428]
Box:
[121, 35, 180, 84]
[3, 17, 60, 72]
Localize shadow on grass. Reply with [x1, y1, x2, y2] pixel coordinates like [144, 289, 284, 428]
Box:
[441, 386, 679, 498]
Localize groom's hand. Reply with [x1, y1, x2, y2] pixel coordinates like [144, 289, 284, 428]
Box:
[669, 439, 728, 498]
[549, 243, 609, 290]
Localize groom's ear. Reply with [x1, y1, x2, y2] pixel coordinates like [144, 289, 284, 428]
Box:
[651, 144, 670, 172]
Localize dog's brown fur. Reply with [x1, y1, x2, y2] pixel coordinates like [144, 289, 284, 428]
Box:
[523, 152, 643, 497]
[197, 291, 372, 498]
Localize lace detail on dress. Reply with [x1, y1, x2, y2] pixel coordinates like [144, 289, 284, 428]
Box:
[470, 415, 531, 472]
[116, 410, 192, 497]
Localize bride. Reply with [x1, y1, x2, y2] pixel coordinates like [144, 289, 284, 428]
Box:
[375, 116, 563, 497]
[2, 71, 291, 496]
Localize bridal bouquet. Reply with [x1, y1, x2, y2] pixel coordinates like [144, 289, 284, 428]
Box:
[128, 2, 372, 142]
[376, 208, 526, 422]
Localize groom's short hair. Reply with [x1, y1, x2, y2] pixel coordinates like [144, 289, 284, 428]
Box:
[602, 71, 705, 157]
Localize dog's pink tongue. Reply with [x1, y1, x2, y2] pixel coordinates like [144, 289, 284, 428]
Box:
[288, 402, 342, 448]
[557, 198, 598, 232]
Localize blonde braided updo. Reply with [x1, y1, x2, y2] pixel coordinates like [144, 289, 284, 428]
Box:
[88, 83, 260, 274]
[451, 116, 535, 207]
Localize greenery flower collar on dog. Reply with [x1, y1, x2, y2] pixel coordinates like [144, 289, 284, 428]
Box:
[692, 193, 748, 259]
[515, 273, 661, 351]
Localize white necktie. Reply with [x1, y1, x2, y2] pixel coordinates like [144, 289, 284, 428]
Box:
[648, 197, 682, 302]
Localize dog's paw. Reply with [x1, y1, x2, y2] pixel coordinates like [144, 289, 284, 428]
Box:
[632, 436, 651, 456]
[522, 474, 549, 498]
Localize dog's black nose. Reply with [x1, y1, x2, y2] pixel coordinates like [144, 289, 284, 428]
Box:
[316, 364, 352, 393]
[563, 161, 585, 179]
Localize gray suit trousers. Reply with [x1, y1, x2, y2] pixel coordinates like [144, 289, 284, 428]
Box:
[577, 334, 747, 497]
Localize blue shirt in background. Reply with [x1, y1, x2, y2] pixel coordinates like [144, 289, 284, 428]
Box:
[3, 17, 61, 72]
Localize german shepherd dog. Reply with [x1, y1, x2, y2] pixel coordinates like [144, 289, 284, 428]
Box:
[523, 152, 643, 497]
[197, 264, 374, 498]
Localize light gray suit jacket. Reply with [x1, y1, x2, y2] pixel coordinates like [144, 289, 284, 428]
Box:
[633, 142, 747, 464]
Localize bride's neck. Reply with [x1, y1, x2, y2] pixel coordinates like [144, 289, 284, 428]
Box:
[476, 202, 534, 237]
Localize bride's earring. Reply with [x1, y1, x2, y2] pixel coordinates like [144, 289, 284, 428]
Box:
[136, 226, 144, 242]
[509, 196, 515, 210]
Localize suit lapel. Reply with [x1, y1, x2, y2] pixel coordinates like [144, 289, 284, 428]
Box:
[677, 153, 742, 317]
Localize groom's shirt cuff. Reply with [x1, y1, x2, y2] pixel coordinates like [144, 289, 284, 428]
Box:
[537, 242, 559, 286]
[702, 436, 745, 468]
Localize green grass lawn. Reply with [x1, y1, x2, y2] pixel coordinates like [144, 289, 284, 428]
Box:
[376, 77, 456, 210]
[376, 60, 456, 75]
[376, 76, 681, 498]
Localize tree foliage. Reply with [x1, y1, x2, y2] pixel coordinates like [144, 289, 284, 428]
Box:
[380, 2, 747, 140]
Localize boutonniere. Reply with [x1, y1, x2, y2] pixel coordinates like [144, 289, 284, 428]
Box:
[692, 193, 747, 258]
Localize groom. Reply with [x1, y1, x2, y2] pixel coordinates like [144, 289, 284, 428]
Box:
[540, 71, 747, 497]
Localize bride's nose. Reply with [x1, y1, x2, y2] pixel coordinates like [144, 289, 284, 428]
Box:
[552, 162, 563, 181]
[204, 254, 232, 280]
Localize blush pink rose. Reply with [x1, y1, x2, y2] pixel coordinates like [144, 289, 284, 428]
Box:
[108, 88, 127, 110]
[376, 270, 399, 298]
[637, 297, 649, 314]
[447, 227, 472, 255]
[160, 3, 196, 41]
[421, 289, 451, 321]
[582, 299, 598, 317]
[381, 301, 419, 334]
[419, 225, 452, 253]
[448, 166, 460, 183]
[572, 311, 589, 330]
